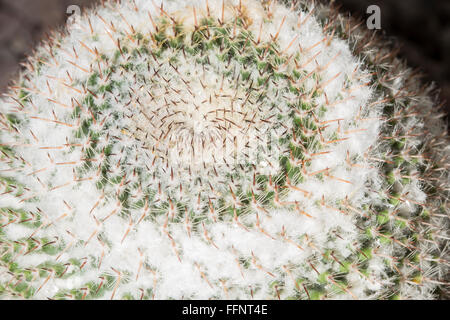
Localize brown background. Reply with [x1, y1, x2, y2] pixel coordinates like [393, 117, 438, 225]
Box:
[0, 0, 449, 121]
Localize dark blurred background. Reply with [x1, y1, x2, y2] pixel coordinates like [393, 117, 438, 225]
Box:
[0, 0, 449, 120]
[340, 0, 450, 122]
[0, 0, 93, 89]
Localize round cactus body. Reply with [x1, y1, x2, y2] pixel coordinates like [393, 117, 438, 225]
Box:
[0, 0, 448, 300]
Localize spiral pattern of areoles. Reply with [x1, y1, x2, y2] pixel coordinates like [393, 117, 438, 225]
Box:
[0, 0, 448, 300]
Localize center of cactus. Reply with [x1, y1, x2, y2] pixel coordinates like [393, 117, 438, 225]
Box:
[126, 48, 269, 171]
[82, 15, 297, 207]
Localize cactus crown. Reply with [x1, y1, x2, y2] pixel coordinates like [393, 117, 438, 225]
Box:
[0, 0, 448, 300]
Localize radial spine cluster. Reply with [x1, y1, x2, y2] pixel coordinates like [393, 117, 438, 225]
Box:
[0, 0, 448, 300]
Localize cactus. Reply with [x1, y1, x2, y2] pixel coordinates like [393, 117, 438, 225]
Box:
[0, 0, 448, 300]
